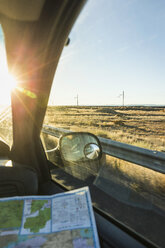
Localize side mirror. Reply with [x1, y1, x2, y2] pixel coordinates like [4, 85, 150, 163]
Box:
[59, 132, 102, 163]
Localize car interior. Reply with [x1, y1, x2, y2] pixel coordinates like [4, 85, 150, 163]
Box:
[0, 1, 163, 247]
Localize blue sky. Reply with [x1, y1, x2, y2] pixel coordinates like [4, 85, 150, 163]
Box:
[0, 1, 165, 106]
[50, 0, 165, 105]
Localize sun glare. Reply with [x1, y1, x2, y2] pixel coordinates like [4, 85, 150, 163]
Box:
[0, 43, 18, 105]
[2, 71, 18, 92]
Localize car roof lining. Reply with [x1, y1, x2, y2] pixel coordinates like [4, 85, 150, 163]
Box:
[0, 0, 46, 21]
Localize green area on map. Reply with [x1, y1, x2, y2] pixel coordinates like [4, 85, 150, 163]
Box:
[0, 200, 23, 229]
[24, 200, 51, 233]
[31, 200, 49, 214]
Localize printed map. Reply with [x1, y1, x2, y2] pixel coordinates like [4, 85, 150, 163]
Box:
[22, 199, 51, 234]
[0, 187, 99, 248]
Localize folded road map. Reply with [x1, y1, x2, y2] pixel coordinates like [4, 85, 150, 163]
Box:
[0, 187, 100, 248]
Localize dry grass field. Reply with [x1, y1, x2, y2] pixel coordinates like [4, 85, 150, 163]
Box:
[44, 105, 165, 152]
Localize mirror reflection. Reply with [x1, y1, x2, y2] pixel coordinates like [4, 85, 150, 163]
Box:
[60, 133, 101, 163]
[84, 143, 100, 160]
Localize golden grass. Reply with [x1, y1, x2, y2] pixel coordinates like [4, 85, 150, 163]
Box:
[44, 106, 165, 152]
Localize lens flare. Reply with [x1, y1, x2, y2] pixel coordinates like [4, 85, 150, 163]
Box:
[0, 43, 18, 105]
[3, 72, 18, 92]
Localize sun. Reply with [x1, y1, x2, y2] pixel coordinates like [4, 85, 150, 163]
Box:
[0, 43, 18, 105]
[0, 64, 18, 106]
[1, 71, 18, 92]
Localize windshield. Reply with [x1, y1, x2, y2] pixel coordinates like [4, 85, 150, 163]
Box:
[0, 25, 14, 147]
[42, 1, 165, 247]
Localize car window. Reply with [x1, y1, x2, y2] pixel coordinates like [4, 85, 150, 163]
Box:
[42, 1, 165, 247]
[0, 25, 13, 147]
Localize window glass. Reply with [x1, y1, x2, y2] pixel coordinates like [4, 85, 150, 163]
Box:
[43, 1, 165, 247]
[0, 26, 13, 147]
